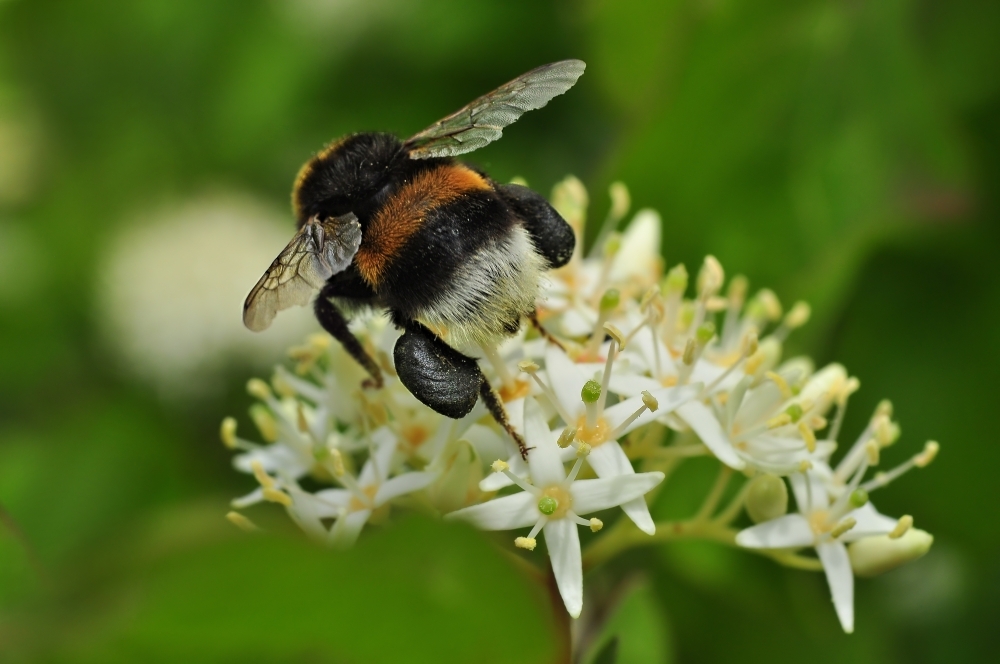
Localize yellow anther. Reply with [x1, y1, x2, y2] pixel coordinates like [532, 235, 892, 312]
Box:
[551, 175, 588, 227]
[492, 459, 510, 473]
[889, 515, 913, 539]
[865, 441, 881, 466]
[641, 390, 659, 412]
[307, 333, 331, 351]
[517, 359, 539, 374]
[784, 301, 811, 329]
[875, 399, 893, 419]
[831, 517, 857, 539]
[609, 181, 630, 219]
[220, 417, 238, 449]
[809, 416, 828, 430]
[682, 338, 696, 366]
[226, 511, 259, 533]
[755, 289, 783, 321]
[745, 350, 766, 376]
[249, 404, 278, 442]
[727, 274, 749, 305]
[798, 460, 813, 472]
[876, 418, 900, 447]
[603, 233, 622, 258]
[576, 442, 592, 458]
[296, 404, 310, 433]
[742, 331, 759, 357]
[766, 413, 792, 429]
[557, 428, 577, 449]
[246, 378, 273, 401]
[798, 421, 817, 453]
[272, 372, 296, 399]
[640, 285, 661, 312]
[250, 460, 275, 490]
[262, 488, 292, 507]
[515, 537, 537, 551]
[329, 449, 346, 477]
[765, 371, 793, 400]
[914, 441, 939, 468]
[603, 322, 626, 350]
[590, 518, 604, 533]
[697, 255, 725, 296]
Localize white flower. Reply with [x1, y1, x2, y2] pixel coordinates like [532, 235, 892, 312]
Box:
[675, 363, 845, 473]
[96, 194, 317, 397]
[447, 397, 665, 617]
[241, 427, 437, 549]
[736, 468, 905, 633]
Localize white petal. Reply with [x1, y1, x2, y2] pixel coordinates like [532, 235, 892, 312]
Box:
[675, 401, 746, 470]
[374, 471, 436, 506]
[587, 440, 634, 477]
[544, 345, 587, 420]
[817, 540, 854, 633]
[570, 472, 664, 515]
[306, 488, 352, 515]
[327, 509, 371, 550]
[610, 209, 661, 283]
[735, 514, 815, 549]
[608, 373, 664, 398]
[544, 519, 583, 618]
[359, 431, 398, 486]
[789, 469, 832, 514]
[231, 486, 264, 509]
[446, 492, 538, 530]
[524, 398, 566, 487]
[559, 307, 597, 338]
[840, 503, 898, 541]
[604, 385, 700, 437]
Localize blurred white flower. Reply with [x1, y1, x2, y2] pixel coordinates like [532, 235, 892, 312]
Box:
[96, 193, 317, 396]
[0, 101, 43, 205]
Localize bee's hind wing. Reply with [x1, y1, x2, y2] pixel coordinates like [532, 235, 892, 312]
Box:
[242, 213, 361, 332]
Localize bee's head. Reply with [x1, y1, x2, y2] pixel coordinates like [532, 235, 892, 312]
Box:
[292, 132, 403, 225]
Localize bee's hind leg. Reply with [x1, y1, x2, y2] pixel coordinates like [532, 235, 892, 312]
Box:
[314, 291, 383, 389]
[394, 321, 529, 459]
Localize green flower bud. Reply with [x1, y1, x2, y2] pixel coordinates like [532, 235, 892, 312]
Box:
[745, 473, 789, 524]
[849, 488, 869, 508]
[784, 403, 804, 422]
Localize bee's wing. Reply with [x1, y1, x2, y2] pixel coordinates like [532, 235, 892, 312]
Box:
[403, 60, 585, 160]
[243, 213, 361, 332]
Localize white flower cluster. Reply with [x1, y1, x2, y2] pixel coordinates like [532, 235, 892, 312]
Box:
[223, 177, 937, 631]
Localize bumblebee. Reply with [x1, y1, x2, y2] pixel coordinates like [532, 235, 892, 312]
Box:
[244, 60, 585, 455]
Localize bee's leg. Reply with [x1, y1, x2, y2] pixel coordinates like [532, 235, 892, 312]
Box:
[527, 309, 566, 351]
[394, 322, 529, 459]
[498, 183, 576, 269]
[478, 379, 530, 460]
[314, 293, 383, 389]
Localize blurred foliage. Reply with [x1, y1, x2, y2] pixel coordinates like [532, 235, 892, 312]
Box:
[0, 0, 997, 661]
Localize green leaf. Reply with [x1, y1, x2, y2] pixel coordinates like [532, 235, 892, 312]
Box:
[9, 515, 557, 664]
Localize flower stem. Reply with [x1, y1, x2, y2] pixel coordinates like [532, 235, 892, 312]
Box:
[694, 465, 733, 522]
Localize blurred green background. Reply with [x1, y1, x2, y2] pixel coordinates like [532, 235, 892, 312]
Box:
[1, 0, 997, 662]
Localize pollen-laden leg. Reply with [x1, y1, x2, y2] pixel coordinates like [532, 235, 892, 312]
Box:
[394, 321, 529, 458]
[314, 293, 383, 389]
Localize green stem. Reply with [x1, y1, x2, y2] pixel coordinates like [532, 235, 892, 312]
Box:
[713, 475, 751, 525]
[694, 465, 732, 521]
[583, 518, 737, 572]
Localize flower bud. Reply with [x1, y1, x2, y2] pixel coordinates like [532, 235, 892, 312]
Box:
[663, 264, 688, 295]
[745, 473, 788, 524]
[848, 529, 933, 578]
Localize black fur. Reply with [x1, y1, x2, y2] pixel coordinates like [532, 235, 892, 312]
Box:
[380, 188, 513, 319]
[498, 183, 576, 268]
[393, 323, 483, 419]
